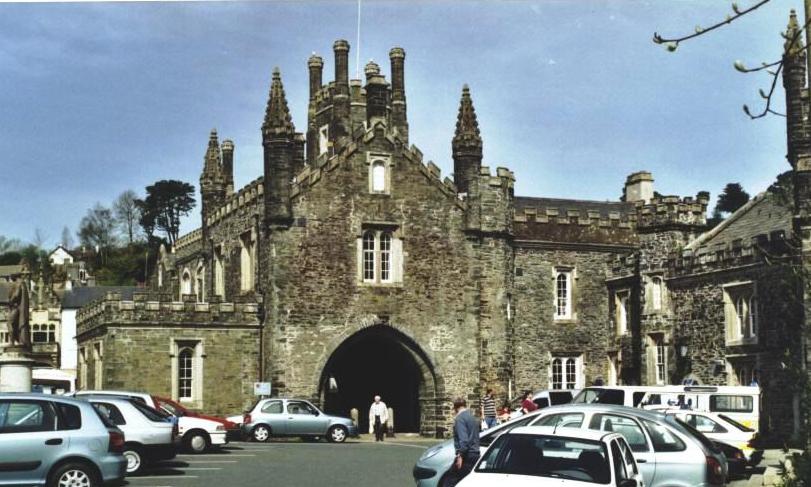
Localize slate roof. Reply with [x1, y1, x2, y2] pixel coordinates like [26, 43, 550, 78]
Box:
[61, 286, 139, 309]
[686, 191, 792, 255]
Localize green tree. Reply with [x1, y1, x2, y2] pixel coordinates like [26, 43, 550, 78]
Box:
[715, 183, 750, 214]
[137, 180, 196, 245]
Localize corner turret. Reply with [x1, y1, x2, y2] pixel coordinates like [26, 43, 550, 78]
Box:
[200, 129, 226, 226]
[263, 68, 304, 225]
[452, 85, 483, 196]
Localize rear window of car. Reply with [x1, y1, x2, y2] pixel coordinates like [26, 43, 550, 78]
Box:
[91, 404, 118, 428]
[130, 400, 170, 423]
[642, 419, 686, 452]
[93, 402, 127, 426]
[550, 391, 573, 405]
[594, 389, 625, 405]
[710, 395, 753, 413]
[718, 414, 754, 432]
[56, 403, 82, 430]
[666, 417, 720, 454]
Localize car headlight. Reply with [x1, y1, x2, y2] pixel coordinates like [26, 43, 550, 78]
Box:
[420, 445, 444, 461]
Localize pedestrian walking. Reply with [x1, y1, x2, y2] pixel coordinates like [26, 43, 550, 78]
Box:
[480, 388, 498, 429]
[368, 395, 388, 442]
[447, 397, 480, 487]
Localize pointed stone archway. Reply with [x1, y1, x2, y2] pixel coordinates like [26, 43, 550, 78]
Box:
[318, 324, 442, 435]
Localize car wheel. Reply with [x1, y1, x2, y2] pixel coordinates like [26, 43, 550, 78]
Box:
[186, 431, 210, 453]
[328, 425, 348, 443]
[123, 446, 144, 474]
[252, 424, 271, 442]
[48, 462, 99, 487]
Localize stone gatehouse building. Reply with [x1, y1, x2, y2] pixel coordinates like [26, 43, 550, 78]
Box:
[78, 23, 811, 439]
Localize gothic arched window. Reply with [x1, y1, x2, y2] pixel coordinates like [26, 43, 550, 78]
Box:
[178, 348, 194, 400]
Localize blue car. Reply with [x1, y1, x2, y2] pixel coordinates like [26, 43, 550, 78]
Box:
[0, 393, 127, 486]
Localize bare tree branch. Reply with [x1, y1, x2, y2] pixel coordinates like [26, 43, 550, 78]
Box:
[653, 0, 773, 51]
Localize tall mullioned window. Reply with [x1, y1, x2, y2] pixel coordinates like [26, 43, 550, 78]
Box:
[359, 228, 402, 284]
[363, 232, 376, 281]
[178, 348, 194, 400]
[554, 269, 573, 320]
[551, 356, 580, 389]
[32, 324, 56, 343]
[655, 337, 667, 385]
[723, 283, 758, 344]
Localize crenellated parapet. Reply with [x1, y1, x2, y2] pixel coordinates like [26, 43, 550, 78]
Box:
[634, 193, 709, 231]
[205, 177, 264, 227]
[668, 229, 792, 277]
[174, 228, 202, 253]
[76, 291, 261, 339]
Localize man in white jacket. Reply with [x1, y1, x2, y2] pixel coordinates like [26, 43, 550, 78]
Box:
[368, 395, 388, 442]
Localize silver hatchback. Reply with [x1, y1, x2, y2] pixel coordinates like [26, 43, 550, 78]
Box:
[0, 393, 127, 487]
[241, 398, 359, 443]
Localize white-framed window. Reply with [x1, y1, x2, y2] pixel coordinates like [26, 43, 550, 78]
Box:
[214, 246, 225, 298]
[181, 269, 192, 298]
[723, 283, 758, 344]
[550, 355, 582, 389]
[367, 153, 392, 194]
[654, 336, 667, 385]
[240, 230, 256, 292]
[358, 228, 402, 284]
[178, 347, 194, 400]
[171, 340, 204, 406]
[372, 162, 386, 192]
[651, 277, 664, 311]
[32, 324, 56, 343]
[554, 268, 573, 320]
[318, 124, 329, 156]
[615, 290, 630, 335]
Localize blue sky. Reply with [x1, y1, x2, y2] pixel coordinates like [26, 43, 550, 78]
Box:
[0, 0, 798, 246]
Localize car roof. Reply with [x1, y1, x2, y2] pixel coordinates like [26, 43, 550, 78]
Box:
[75, 395, 139, 405]
[507, 425, 615, 442]
[75, 390, 151, 398]
[542, 403, 668, 420]
[0, 393, 91, 406]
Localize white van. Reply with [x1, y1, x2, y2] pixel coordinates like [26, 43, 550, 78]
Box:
[573, 385, 761, 430]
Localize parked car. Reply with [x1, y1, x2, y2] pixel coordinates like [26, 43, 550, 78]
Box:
[413, 403, 727, 487]
[72, 390, 231, 453]
[712, 440, 748, 479]
[0, 393, 127, 487]
[457, 426, 645, 487]
[241, 398, 358, 443]
[80, 395, 178, 474]
[660, 409, 763, 466]
[532, 389, 578, 409]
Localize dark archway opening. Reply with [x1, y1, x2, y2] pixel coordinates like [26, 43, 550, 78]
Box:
[321, 326, 423, 433]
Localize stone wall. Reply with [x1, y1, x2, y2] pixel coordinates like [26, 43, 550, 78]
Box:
[76, 292, 261, 416]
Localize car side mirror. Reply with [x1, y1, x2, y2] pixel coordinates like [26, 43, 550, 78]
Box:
[619, 479, 638, 487]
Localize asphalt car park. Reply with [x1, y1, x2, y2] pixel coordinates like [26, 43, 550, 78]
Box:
[124, 438, 430, 487]
[122, 437, 764, 487]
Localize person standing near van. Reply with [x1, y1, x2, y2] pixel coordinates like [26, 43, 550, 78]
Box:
[480, 388, 497, 429]
[369, 395, 388, 442]
[520, 390, 537, 414]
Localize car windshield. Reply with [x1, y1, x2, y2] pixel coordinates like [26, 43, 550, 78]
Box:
[156, 398, 185, 417]
[718, 414, 754, 432]
[130, 400, 172, 423]
[475, 433, 610, 484]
